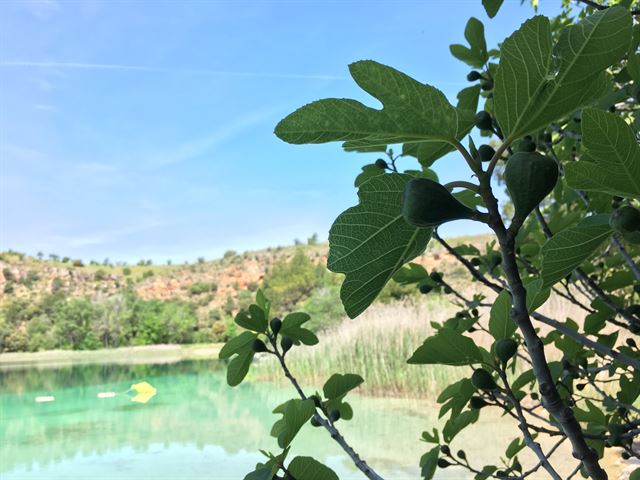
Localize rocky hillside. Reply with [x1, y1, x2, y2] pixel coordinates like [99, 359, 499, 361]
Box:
[0, 234, 492, 317]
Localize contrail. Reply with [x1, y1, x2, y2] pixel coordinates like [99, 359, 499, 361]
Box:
[0, 60, 348, 80]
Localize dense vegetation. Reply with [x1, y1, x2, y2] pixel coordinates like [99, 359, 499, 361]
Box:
[219, 1, 640, 480]
[0, 245, 423, 352]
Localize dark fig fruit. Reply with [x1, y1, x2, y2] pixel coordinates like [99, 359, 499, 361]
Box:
[270, 317, 282, 335]
[478, 144, 495, 162]
[402, 178, 476, 228]
[374, 158, 388, 170]
[471, 368, 498, 390]
[252, 339, 268, 353]
[469, 396, 488, 409]
[517, 137, 536, 152]
[329, 410, 341, 422]
[467, 70, 482, 81]
[310, 416, 321, 427]
[280, 336, 293, 353]
[440, 445, 450, 455]
[419, 284, 433, 294]
[474, 111, 493, 131]
[505, 152, 558, 223]
[495, 338, 518, 364]
[437, 459, 451, 468]
[609, 206, 640, 244]
[480, 78, 493, 91]
[430, 271, 443, 283]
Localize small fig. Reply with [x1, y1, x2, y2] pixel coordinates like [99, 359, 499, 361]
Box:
[478, 144, 495, 162]
[440, 445, 450, 455]
[457, 450, 466, 460]
[437, 459, 451, 468]
[474, 111, 493, 131]
[480, 78, 493, 91]
[471, 368, 498, 390]
[467, 70, 482, 81]
[419, 284, 433, 294]
[310, 416, 321, 427]
[505, 152, 558, 223]
[430, 271, 443, 283]
[252, 339, 268, 353]
[517, 137, 536, 152]
[329, 409, 341, 422]
[609, 206, 640, 244]
[470, 257, 481, 266]
[270, 317, 282, 335]
[374, 158, 388, 170]
[495, 338, 518, 364]
[402, 178, 476, 228]
[280, 336, 293, 353]
[444, 286, 452, 294]
[469, 396, 488, 409]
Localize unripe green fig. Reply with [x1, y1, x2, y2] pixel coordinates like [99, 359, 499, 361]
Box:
[444, 286, 452, 294]
[474, 111, 493, 131]
[419, 284, 433, 294]
[310, 416, 321, 427]
[478, 144, 495, 162]
[505, 152, 558, 223]
[270, 317, 282, 335]
[467, 70, 482, 81]
[489, 253, 502, 269]
[517, 137, 536, 152]
[329, 409, 341, 422]
[430, 271, 443, 283]
[280, 336, 293, 353]
[495, 338, 518, 364]
[437, 459, 451, 468]
[470, 257, 481, 266]
[469, 396, 488, 409]
[480, 78, 493, 91]
[374, 158, 388, 170]
[609, 206, 640, 244]
[439, 445, 450, 455]
[252, 339, 268, 353]
[471, 368, 498, 390]
[402, 178, 476, 228]
[457, 450, 466, 460]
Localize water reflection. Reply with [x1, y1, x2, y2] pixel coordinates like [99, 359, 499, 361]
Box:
[0, 360, 585, 479]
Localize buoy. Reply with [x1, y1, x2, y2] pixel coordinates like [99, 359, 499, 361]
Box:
[35, 396, 55, 403]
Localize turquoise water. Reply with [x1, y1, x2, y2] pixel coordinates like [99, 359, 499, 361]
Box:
[0, 360, 522, 479]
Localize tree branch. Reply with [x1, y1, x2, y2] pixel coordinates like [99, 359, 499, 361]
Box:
[478, 175, 608, 480]
[268, 339, 384, 480]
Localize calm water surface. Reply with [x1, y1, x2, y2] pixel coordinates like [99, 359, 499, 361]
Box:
[0, 359, 561, 479]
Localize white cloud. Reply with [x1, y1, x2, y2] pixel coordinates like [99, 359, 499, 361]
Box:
[0, 60, 348, 81]
[22, 0, 60, 19]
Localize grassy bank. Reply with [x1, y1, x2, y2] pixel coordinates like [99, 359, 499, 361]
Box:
[0, 342, 222, 370]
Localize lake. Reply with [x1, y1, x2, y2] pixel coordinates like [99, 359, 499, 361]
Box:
[0, 359, 613, 479]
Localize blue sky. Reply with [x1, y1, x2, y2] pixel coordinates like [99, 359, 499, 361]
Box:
[0, 0, 563, 264]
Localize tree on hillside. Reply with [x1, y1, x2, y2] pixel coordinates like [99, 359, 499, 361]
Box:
[220, 1, 640, 479]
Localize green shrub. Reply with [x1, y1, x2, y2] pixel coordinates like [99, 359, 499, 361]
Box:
[188, 281, 218, 295]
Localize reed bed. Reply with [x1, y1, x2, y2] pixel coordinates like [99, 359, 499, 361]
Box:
[253, 291, 601, 398]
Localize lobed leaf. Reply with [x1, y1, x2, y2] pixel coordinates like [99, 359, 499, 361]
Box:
[408, 328, 483, 366]
[328, 174, 432, 318]
[275, 60, 460, 151]
[540, 215, 612, 289]
[287, 456, 339, 480]
[494, 8, 631, 140]
[565, 108, 640, 200]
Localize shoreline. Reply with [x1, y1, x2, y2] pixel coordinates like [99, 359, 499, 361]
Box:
[0, 343, 222, 370]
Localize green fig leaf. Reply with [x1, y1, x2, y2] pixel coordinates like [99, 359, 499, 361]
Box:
[565, 108, 640, 200]
[287, 456, 339, 480]
[226, 348, 255, 387]
[275, 60, 461, 151]
[482, 0, 504, 18]
[271, 399, 315, 449]
[494, 8, 631, 141]
[328, 174, 432, 318]
[219, 331, 257, 360]
[323, 373, 364, 400]
[489, 289, 515, 340]
[540, 215, 612, 289]
[408, 328, 483, 366]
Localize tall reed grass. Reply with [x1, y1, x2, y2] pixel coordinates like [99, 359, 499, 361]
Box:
[253, 290, 596, 398]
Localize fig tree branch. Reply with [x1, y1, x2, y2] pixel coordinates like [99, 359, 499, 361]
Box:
[478, 174, 608, 480]
[267, 337, 385, 480]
